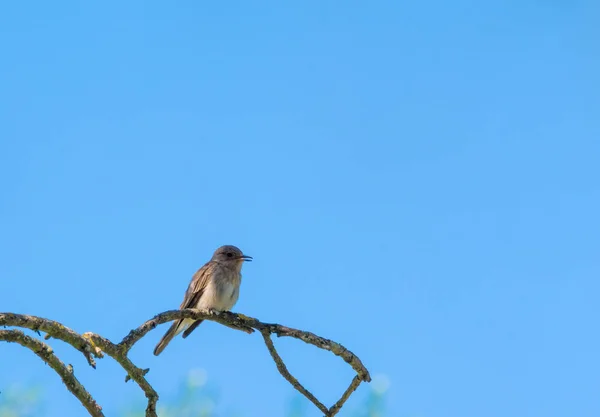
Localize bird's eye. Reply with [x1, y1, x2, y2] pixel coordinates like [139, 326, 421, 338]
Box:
[226, 252, 233, 258]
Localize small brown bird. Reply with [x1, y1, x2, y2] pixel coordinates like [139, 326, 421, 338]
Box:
[153, 245, 252, 356]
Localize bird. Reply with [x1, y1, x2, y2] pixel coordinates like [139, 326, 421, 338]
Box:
[153, 245, 252, 356]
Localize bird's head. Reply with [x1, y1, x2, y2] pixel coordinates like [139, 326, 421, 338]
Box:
[212, 245, 252, 270]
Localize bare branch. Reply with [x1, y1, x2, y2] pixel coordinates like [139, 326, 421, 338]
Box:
[125, 309, 371, 416]
[2, 308, 370, 417]
[86, 333, 159, 417]
[328, 374, 363, 416]
[0, 329, 104, 417]
[260, 329, 329, 414]
[122, 309, 370, 380]
[0, 313, 101, 368]
[118, 309, 254, 351]
[263, 324, 371, 383]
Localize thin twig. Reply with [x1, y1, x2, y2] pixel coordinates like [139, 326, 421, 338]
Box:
[260, 329, 329, 415]
[327, 374, 363, 416]
[0, 329, 104, 417]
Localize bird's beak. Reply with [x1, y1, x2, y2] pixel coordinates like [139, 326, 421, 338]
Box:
[240, 255, 253, 262]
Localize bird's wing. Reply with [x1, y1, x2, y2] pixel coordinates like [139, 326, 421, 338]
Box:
[179, 261, 215, 309]
[153, 262, 216, 355]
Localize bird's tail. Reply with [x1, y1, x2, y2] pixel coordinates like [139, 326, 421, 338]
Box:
[182, 319, 204, 338]
[154, 319, 186, 356]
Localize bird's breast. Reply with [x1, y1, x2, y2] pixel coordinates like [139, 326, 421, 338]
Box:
[200, 273, 240, 311]
[217, 281, 239, 310]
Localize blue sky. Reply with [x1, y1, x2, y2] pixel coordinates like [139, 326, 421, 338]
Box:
[1, 1, 599, 416]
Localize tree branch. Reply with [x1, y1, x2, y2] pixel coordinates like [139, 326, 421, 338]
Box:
[0, 329, 104, 417]
[260, 329, 329, 414]
[2, 309, 370, 417]
[328, 374, 364, 416]
[0, 312, 101, 368]
[85, 333, 159, 417]
[121, 309, 371, 416]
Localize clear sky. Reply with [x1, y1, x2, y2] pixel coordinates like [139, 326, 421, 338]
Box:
[1, 1, 599, 417]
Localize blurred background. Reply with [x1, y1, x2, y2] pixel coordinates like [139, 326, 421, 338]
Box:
[1, 1, 599, 416]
